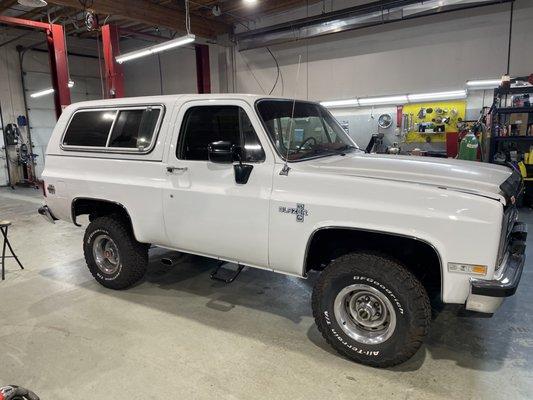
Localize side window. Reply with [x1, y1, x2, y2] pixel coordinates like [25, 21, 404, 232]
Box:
[63, 110, 116, 147]
[108, 108, 161, 149]
[178, 105, 265, 162]
[62, 107, 162, 151]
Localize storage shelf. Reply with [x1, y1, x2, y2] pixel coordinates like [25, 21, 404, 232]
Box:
[495, 86, 533, 96]
[493, 136, 533, 140]
[495, 107, 533, 114]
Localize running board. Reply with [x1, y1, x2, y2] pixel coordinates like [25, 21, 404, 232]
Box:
[210, 262, 245, 284]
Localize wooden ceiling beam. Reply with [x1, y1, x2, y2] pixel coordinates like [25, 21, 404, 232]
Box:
[0, 0, 19, 13]
[48, 0, 230, 38]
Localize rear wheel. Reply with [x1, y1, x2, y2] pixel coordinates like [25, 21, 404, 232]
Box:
[312, 252, 431, 367]
[83, 215, 148, 289]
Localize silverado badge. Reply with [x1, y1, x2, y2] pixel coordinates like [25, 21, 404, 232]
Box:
[279, 203, 308, 222]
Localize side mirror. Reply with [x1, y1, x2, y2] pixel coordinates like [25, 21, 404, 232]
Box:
[208, 141, 236, 164]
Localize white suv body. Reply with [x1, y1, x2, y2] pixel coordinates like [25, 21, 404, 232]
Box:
[39, 94, 526, 367]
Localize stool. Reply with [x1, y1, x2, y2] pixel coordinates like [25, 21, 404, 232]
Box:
[1, 221, 24, 280]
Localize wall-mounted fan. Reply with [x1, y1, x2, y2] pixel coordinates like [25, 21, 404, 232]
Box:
[378, 113, 393, 129]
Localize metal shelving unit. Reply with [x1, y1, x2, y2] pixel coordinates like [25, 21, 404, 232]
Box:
[488, 77, 533, 164]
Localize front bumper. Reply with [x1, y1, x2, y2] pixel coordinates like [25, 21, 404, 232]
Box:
[466, 222, 527, 314]
[38, 205, 58, 224]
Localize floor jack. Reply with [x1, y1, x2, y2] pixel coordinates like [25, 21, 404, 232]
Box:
[210, 261, 245, 284]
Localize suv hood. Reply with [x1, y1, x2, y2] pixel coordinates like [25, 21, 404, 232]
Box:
[300, 153, 512, 201]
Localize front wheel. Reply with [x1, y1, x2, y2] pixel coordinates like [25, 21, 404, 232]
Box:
[312, 252, 431, 367]
[83, 215, 148, 290]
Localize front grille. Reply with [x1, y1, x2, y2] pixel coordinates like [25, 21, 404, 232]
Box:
[497, 206, 518, 268]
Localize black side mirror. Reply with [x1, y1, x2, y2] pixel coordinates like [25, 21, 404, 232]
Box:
[207, 141, 254, 184]
[208, 141, 235, 164]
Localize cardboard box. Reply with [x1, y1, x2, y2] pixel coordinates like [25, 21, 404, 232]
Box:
[510, 113, 530, 135]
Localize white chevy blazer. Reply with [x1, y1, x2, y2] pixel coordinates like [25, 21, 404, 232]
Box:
[39, 94, 526, 367]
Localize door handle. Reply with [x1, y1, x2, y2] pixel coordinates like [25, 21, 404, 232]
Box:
[167, 166, 188, 173]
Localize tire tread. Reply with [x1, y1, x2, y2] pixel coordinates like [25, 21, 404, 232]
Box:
[312, 251, 431, 368]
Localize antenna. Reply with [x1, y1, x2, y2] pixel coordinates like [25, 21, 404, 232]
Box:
[280, 55, 302, 176]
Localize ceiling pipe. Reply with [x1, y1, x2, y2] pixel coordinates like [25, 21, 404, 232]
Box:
[235, 0, 513, 51]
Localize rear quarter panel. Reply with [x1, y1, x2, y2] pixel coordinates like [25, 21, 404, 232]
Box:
[42, 99, 179, 244]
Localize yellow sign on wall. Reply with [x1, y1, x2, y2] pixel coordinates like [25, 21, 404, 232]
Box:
[403, 100, 466, 143]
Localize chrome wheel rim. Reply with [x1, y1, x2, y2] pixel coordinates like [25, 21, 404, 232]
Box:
[333, 284, 396, 345]
[92, 234, 120, 275]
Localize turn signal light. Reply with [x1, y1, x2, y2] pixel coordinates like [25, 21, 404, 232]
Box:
[448, 263, 487, 276]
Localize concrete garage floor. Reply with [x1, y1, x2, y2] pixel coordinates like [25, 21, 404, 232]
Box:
[1, 188, 532, 400]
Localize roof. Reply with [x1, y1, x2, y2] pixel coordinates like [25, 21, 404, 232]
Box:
[64, 93, 316, 110]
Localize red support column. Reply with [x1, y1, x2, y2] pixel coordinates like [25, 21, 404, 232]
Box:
[195, 44, 211, 94]
[47, 24, 71, 119]
[101, 24, 125, 98]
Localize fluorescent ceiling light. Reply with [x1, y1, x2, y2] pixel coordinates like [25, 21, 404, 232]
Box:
[358, 95, 408, 106]
[322, 89, 468, 108]
[18, 0, 47, 7]
[407, 90, 467, 102]
[30, 88, 55, 98]
[116, 34, 196, 64]
[466, 79, 501, 88]
[30, 80, 74, 98]
[320, 99, 359, 108]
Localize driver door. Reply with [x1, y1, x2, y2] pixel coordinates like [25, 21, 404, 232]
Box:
[162, 100, 274, 268]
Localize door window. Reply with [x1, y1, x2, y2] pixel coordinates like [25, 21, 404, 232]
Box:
[178, 106, 265, 162]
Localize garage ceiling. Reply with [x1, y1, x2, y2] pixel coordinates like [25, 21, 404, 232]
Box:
[0, 0, 324, 39]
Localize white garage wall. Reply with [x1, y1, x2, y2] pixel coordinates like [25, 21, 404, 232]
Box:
[232, 1, 533, 102]
[122, 39, 221, 97]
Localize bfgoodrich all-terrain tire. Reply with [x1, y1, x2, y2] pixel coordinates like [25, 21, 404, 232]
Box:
[83, 215, 148, 290]
[312, 252, 431, 368]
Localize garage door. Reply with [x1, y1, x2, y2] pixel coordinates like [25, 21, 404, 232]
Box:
[23, 50, 102, 179]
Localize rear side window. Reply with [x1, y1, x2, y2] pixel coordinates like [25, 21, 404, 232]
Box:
[108, 109, 161, 149]
[63, 110, 116, 147]
[178, 106, 265, 162]
[62, 106, 163, 151]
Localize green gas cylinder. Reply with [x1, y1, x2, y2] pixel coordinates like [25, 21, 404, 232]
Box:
[458, 131, 479, 161]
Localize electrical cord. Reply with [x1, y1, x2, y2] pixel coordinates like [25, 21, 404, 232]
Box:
[185, 0, 191, 35]
[266, 47, 281, 95]
[234, 20, 284, 95]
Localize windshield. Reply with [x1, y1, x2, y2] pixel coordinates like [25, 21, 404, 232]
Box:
[256, 99, 358, 161]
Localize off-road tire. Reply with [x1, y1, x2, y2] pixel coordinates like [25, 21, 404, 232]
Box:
[83, 215, 148, 290]
[312, 252, 431, 368]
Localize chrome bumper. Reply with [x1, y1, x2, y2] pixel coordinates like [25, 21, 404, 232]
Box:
[38, 205, 57, 224]
[466, 222, 526, 314]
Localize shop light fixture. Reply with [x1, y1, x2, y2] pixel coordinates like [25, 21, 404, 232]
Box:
[30, 88, 55, 98]
[466, 79, 501, 88]
[320, 98, 359, 108]
[116, 34, 196, 64]
[30, 80, 75, 98]
[321, 89, 467, 108]
[358, 95, 408, 106]
[407, 90, 467, 102]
